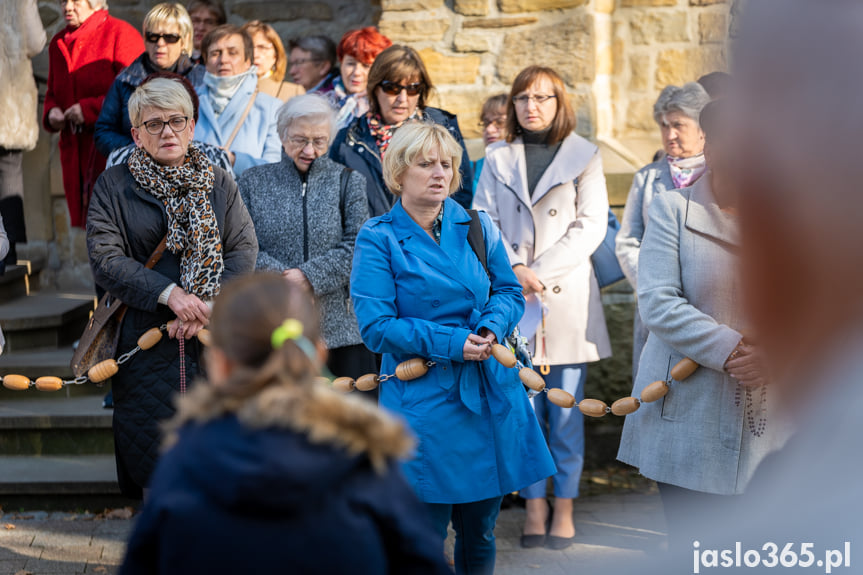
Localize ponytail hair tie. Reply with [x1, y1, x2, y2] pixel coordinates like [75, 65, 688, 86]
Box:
[271, 318, 318, 361]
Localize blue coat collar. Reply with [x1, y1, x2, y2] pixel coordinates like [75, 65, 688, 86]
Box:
[388, 198, 475, 292]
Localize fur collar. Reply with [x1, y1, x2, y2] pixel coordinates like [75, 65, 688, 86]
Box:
[165, 380, 414, 473]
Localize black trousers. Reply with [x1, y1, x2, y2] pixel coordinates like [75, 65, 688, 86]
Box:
[326, 343, 380, 402]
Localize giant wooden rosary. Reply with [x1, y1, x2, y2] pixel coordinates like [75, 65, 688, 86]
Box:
[330, 343, 699, 418]
[0, 328, 699, 418]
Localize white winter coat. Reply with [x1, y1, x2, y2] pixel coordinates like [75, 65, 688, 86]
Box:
[0, 0, 46, 151]
[474, 133, 611, 365]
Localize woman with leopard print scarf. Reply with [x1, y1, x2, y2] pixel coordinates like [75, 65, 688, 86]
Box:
[86, 77, 258, 499]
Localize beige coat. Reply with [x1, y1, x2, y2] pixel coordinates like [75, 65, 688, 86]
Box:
[257, 77, 305, 103]
[474, 133, 611, 364]
[0, 0, 45, 150]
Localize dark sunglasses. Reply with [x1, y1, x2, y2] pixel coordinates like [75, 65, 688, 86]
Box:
[378, 80, 424, 96]
[145, 32, 182, 45]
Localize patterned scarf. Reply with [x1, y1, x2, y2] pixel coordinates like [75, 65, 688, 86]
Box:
[367, 109, 421, 156]
[667, 152, 707, 189]
[128, 143, 224, 299]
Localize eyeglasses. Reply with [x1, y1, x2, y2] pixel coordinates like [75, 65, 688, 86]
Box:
[145, 32, 182, 45]
[378, 80, 424, 96]
[513, 94, 557, 106]
[478, 118, 506, 130]
[287, 136, 329, 150]
[289, 58, 320, 67]
[138, 116, 189, 135]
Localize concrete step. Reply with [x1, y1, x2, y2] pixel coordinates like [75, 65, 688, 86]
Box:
[0, 454, 119, 495]
[0, 292, 95, 353]
[0, 345, 78, 380]
[0, 396, 113, 457]
[0, 264, 28, 302]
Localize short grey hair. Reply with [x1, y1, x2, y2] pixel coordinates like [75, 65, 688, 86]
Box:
[88, 0, 109, 9]
[128, 78, 194, 127]
[653, 82, 711, 126]
[276, 94, 335, 143]
[288, 35, 336, 68]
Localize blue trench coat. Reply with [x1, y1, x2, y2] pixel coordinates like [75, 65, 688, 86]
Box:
[351, 198, 556, 504]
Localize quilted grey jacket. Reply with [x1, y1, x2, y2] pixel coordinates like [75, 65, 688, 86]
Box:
[239, 153, 369, 349]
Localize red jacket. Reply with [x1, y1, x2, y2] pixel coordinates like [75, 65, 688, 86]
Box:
[43, 10, 143, 228]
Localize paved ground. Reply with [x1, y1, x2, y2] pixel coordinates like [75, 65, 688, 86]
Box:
[0, 490, 666, 575]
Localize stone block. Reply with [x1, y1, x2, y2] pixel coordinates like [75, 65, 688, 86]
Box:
[630, 11, 690, 45]
[231, 2, 333, 22]
[621, 0, 678, 6]
[498, 14, 594, 85]
[655, 46, 726, 86]
[498, 0, 588, 12]
[699, 11, 728, 43]
[418, 49, 480, 85]
[454, 0, 490, 16]
[462, 16, 538, 28]
[378, 15, 450, 41]
[597, 43, 613, 75]
[596, 0, 615, 13]
[430, 89, 492, 139]
[690, 0, 727, 4]
[381, 0, 444, 10]
[629, 53, 650, 91]
[38, 4, 61, 28]
[625, 97, 656, 132]
[108, 8, 147, 29]
[453, 32, 492, 53]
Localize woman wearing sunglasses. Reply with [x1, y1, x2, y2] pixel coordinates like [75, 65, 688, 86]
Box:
[330, 45, 474, 217]
[95, 3, 204, 159]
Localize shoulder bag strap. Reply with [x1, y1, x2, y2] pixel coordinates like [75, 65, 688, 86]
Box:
[114, 234, 169, 323]
[339, 166, 352, 219]
[466, 209, 490, 280]
[224, 89, 258, 151]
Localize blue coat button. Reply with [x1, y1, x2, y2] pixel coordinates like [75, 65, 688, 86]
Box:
[432, 299, 441, 307]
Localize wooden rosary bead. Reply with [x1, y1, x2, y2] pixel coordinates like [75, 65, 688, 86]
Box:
[547, 388, 576, 408]
[35, 377, 64, 392]
[611, 396, 641, 416]
[640, 380, 670, 403]
[396, 358, 429, 381]
[670, 358, 698, 382]
[2, 374, 30, 391]
[88, 359, 119, 383]
[355, 374, 380, 392]
[137, 328, 163, 350]
[519, 367, 546, 392]
[332, 377, 355, 393]
[579, 398, 609, 417]
[490, 344, 517, 368]
[197, 329, 212, 347]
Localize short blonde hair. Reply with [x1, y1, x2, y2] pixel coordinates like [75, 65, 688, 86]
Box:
[128, 77, 194, 127]
[382, 122, 462, 197]
[144, 3, 195, 55]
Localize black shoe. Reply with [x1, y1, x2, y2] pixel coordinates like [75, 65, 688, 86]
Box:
[545, 534, 576, 550]
[102, 390, 114, 409]
[520, 534, 546, 549]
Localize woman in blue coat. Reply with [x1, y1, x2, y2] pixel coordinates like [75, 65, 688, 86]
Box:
[351, 122, 555, 575]
[120, 274, 450, 575]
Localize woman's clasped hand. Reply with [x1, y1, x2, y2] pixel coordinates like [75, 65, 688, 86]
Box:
[462, 330, 498, 362]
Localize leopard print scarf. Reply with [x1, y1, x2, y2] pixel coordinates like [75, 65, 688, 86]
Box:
[128, 143, 224, 299]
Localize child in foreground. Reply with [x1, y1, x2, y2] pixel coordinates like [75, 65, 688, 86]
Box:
[119, 273, 451, 575]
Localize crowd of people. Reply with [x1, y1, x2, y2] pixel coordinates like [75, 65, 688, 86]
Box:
[5, 0, 843, 574]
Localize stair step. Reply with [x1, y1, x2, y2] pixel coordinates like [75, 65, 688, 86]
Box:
[0, 396, 113, 456]
[0, 455, 119, 495]
[0, 292, 95, 352]
[0, 396, 111, 429]
[0, 346, 77, 380]
[0, 265, 28, 302]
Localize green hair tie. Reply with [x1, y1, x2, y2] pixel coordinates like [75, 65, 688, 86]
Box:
[271, 318, 317, 361]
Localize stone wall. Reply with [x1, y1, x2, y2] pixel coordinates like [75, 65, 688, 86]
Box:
[612, 0, 730, 141]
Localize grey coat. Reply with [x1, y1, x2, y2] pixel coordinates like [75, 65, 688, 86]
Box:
[616, 177, 788, 495]
[239, 153, 369, 349]
[615, 159, 675, 377]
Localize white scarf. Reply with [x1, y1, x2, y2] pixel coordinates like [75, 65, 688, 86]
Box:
[204, 66, 258, 116]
